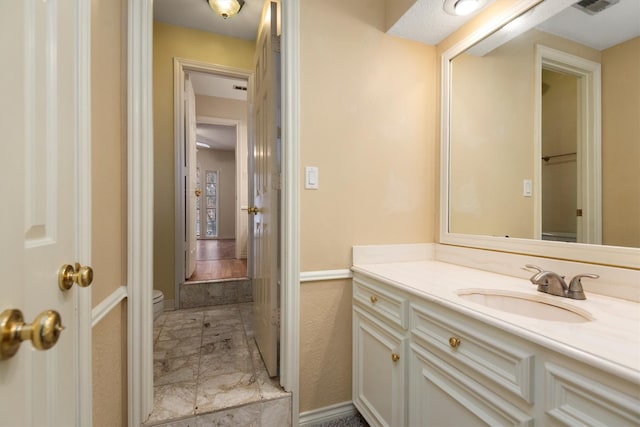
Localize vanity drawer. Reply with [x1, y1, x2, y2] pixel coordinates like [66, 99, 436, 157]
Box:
[353, 275, 409, 330]
[410, 301, 535, 404]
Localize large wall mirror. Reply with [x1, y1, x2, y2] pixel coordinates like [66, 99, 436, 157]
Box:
[441, 0, 640, 268]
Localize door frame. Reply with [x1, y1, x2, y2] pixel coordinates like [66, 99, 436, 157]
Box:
[173, 58, 251, 308]
[127, 1, 301, 425]
[534, 44, 602, 244]
[78, 0, 93, 424]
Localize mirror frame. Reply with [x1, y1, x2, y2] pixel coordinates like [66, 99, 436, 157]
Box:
[439, 0, 640, 269]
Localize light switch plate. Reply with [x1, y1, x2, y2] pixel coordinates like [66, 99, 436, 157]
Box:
[305, 166, 319, 189]
[523, 179, 532, 197]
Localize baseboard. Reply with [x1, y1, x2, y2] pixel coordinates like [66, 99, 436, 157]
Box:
[299, 401, 356, 427]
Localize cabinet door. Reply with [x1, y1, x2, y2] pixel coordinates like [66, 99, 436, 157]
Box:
[353, 307, 407, 427]
[409, 344, 533, 427]
[545, 362, 640, 426]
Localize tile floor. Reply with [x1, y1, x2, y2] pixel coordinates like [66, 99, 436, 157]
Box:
[147, 303, 289, 426]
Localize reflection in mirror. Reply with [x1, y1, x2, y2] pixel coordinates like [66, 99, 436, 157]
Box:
[449, 0, 640, 249]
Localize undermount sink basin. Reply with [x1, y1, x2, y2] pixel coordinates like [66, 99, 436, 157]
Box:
[456, 289, 593, 323]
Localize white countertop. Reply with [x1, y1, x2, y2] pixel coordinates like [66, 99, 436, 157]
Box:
[352, 260, 640, 384]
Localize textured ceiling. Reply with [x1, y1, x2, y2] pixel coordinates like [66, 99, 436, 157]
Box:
[538, 0, 640, 51]
[390, 0, 639, 52]
[387, 0, 497, 46]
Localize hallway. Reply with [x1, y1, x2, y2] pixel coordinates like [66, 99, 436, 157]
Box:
[188, 239, 248, 282]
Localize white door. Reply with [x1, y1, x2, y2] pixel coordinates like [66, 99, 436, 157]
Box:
[0, 1, 89, 425]
[252, 0, 281, 377]
[185, 74, 198, 278]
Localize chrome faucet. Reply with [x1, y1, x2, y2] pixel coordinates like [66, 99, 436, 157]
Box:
[524, 265, 598, 300]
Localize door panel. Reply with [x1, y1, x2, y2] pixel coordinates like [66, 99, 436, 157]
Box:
[0, 0, 83, 425]
[252, 0, 281, 377]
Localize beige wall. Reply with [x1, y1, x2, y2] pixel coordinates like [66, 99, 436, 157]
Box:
[300, 279, 353, 412]
[449, 29, 599, 239]
[196, 93, 249, 121]
[198, 149, 237, 239]
[153, 23, 255, 300]
[602, 36, 640, 248]
[91, 0, 127, 423]
[92, 303, 128, 426]
[299, 0, 437, 412]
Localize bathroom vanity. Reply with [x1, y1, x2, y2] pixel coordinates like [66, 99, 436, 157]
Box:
[355, 0, 640, 424]
[351, 245, 640, 427]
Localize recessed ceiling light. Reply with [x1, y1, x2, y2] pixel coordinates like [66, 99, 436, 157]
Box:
[196, 142, 211, 148]
[443, 0, 487, 16]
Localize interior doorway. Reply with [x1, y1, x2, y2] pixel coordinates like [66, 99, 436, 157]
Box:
[130, 1, 300, 424]
[535, 45, 602, 245]
[188, 119, 249, 282]
[174, 62, 252, 303]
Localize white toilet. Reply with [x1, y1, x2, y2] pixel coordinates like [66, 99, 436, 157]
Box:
[153, 289, 164, 319]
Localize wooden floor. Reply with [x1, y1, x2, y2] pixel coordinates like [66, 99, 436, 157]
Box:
[187, 239, 247, 282]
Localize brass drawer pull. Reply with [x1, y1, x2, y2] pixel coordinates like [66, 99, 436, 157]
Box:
[449, 336, 461, 348]
[370, 295, 378, 304]
[391, 352, 400, 362]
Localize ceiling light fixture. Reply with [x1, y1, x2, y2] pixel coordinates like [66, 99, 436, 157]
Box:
[196, 142, 211, 148]
[207, 0, 245, 19]
[443, 0, 486, 16]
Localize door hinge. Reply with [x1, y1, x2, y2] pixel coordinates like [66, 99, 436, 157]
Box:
[271, 307, 280, 328]
[272, 34, 281, 53]
[576, 209, 583, 217]
[272, 172, 282, 190]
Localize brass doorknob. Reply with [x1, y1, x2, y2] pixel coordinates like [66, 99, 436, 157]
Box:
[0, 309, 65, 360]
[370, 295, 378, 304]
[58, 263, 94, 290]
[195, 189, 202, 197]
[391, 352, 400, 362]
[449, 336, 461, 348]
[248, 207, 259, 214]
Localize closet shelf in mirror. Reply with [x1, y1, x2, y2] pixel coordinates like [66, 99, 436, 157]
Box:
[542, 152, 576, 162]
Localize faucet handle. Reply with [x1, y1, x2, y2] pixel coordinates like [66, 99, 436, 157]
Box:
[524, 264, 544, 273]
[567, 273, 599, 300]
[524, 264, 552, 293]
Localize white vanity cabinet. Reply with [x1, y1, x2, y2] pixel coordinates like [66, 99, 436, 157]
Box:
[352, 271, 640, 427]
[352, 276, 409, 427]
[409, 299, 535, 426]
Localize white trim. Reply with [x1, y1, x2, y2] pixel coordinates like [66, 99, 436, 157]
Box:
[299, 401, 357, 427]
[91, 286, 128, 327]
[127, 0, 155, 424]
[280, 0, 300, 424]
[76, 0, 92, 424]
[439, 0, 640, 269]
[300, 269, 353, 283]
[173, 59, 252, 309]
